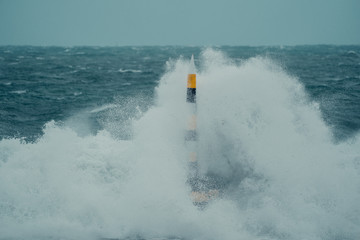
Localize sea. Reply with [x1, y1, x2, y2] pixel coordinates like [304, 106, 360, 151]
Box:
[0, 45, 359, 240]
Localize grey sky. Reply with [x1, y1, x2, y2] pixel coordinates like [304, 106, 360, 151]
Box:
[0, 0, 359, 46]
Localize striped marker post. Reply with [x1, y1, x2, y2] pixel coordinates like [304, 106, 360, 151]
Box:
[185, 56, 213, 205]
[186, 55, 199, 187]
[185, 56, 219, 206]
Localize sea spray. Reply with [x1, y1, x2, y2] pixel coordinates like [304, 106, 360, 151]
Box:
[196, 49, 360, 239]
[0, 49, 359, 240]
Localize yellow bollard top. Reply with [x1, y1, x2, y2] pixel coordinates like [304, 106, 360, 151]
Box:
[187, 74, 196, 88]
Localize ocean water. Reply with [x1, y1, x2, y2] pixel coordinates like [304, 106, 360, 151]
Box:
[0, 45, 359, 240]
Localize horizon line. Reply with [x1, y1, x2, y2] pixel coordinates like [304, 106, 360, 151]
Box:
[1, 43, 360, 48]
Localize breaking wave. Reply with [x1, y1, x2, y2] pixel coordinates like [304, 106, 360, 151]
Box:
[0, 49, 359, 240]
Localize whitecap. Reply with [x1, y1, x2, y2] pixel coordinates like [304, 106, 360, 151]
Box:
[10, 90, 26, 94]
[89, 104, 117, 114]
[118, 68, 142, 73]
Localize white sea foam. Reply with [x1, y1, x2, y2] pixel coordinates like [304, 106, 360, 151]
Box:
[118, 68, 142, 73]
[89, 104, 118, 114]
[0, 49, 359, 240]
[10, 90, 27, 94]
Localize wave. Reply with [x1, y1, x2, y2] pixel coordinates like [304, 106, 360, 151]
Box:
[89, 104, 118, 114]
[10, 90, 27, 94]
[0, 49, 359, 240]
[118, 69, 142, 73]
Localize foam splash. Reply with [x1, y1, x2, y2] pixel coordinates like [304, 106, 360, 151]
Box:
[0, 49, 360, 240]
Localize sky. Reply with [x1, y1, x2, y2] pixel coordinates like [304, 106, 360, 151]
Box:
[0, 0, 359, 46]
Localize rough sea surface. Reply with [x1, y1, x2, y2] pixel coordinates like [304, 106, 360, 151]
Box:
[0, 46, 360, 240]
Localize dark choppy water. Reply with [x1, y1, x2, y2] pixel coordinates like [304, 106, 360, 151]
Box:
[1, 46, 359, 141]
[0, 46, 360, 240]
